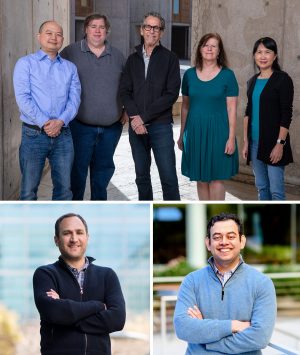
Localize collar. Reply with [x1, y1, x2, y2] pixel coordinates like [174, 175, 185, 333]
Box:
[208, 255, 244, 273]
[68, 257, 89, 273]
[58, 255, 95, 269]
[136, 43, 162, 56]
[80, 39, 111, 55]
[36, 49, 62, 62]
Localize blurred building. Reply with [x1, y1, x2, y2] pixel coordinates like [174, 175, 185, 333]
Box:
[73, 0, 192, 59]
[154, 203, 300, 267]
[0, 203, 150, 320]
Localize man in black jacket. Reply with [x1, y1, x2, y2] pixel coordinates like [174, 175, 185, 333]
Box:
[120, 12, 181, 201]
[33, 213, 126, 355]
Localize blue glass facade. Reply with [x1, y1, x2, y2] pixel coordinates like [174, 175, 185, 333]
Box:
[0, 203, 150, 321]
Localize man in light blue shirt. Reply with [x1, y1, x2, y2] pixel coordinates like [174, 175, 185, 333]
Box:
[13, 20, 81, 200]
[174, 213, 276, 354]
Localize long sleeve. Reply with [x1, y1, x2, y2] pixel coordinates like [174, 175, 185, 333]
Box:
[206, 277, 276, 353]
[119, 57, 140, 117]
[76, 268, 126, 335]
[33, 267, 104, 325]
[278, 73, 293, 129]
[13, 58, 50, 127]
[174, 273, 232, 344]
[142, 53, 180, 123]
[58, 65, 81, 125]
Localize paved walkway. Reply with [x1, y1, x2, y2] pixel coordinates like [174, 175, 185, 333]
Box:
[38, 119, 300, 201]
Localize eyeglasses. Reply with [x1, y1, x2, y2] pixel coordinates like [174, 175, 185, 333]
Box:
[88, 25, 106, 30]
[142, 24, 162, 33]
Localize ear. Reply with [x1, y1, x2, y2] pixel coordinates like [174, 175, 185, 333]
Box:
[205, 237, 211, 252]
[140, 26, 144, 37]
[54, 235, 59, 246]
[240, 235, 246, 250]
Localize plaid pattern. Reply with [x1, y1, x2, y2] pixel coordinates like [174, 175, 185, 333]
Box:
[213, 261, 239, 286]
[67, 257, 89, 293]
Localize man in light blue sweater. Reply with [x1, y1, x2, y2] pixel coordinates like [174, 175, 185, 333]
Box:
[174, 212, 276, 354]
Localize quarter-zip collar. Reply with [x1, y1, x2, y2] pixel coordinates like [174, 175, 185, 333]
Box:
[207, 255, 244, 300]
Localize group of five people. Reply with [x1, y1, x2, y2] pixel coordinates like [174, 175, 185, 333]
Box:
[13, 12, 294, 202]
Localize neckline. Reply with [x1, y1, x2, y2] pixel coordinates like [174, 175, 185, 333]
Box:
[195, 66, 223, 82]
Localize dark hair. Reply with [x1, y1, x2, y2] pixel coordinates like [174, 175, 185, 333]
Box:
[39, 20, 62, 34]
[195, 33, 228, 70]
[142, 11, 165, 31]
[55, 213, 88, 237]
[252, 37, 281, 71]
[206, 212, 243, 238]
[83, 13, 110, 35]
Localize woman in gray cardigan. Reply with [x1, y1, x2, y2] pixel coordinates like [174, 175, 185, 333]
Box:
[242, 37, 294, 200]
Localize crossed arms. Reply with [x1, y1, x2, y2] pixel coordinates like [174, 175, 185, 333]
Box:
[173, 274, 276, 354]
[33, 266, 126, 335]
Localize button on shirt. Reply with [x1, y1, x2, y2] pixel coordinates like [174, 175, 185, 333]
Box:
[13, 50, 81, 128]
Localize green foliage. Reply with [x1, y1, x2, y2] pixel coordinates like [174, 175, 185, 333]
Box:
[243, 245, 291, 264]
[0, 304, 22, 355]
[153, 260, 196, 277]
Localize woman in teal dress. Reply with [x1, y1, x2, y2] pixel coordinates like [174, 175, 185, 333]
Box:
[177, 33, 239, 200]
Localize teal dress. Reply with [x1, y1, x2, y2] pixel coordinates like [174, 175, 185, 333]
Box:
[181, 67, 239, 182]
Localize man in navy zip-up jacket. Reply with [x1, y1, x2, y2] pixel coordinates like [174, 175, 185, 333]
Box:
[174, 212, 276, 354]
[33, 213, 125, 355]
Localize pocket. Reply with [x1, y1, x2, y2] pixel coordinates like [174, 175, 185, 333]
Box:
[22, 126, 41, 138]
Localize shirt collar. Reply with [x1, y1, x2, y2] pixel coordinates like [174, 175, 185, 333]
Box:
[65, 257, 90, 273]
[80, 39, 111, 55]
[208, 255, 243, 275]
[36, 49, 62, 63]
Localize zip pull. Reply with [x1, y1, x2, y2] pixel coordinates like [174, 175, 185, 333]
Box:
[221, 288, 224, 300]
[80, 287, 83, 295]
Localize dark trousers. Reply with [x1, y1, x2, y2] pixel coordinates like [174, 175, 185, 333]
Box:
[129, 122, 180, 200]
[70, 119, 122, 200]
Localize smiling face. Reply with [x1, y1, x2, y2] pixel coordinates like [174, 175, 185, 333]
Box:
[38, 21, 64, 57]
[254, 43, 277, 71]
[85, 18, 108, 48]
[141, 15, 163, 48]
[205, 219, 246, 272]
[200, 37, 220, 63]
[54, 216, 89, 267]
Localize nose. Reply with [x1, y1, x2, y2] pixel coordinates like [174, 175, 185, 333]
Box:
[219, 236, 229, 244]
[70, 233, 78, 241]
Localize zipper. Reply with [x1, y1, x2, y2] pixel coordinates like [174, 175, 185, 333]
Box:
[84, 333, 87, 355]
[209, 259, 244, 301]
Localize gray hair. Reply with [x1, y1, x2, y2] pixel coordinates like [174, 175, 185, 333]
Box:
[142, 12, 165, 31]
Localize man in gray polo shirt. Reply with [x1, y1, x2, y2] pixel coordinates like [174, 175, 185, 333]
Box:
[61, 13, 126, 200]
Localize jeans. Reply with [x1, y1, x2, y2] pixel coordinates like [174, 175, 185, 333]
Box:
[250, 140, 285, 200]
[129, 122, 180, 200]
[70, 119, 122, 200]
[19, 125, 74, 200]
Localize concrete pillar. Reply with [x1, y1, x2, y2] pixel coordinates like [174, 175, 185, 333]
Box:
[191, 0, 300, 191]
[0, 0, 71, 199]
[186, 204, 207, 268]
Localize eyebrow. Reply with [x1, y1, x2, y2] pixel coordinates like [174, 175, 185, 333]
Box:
[212, 231, 238, 236]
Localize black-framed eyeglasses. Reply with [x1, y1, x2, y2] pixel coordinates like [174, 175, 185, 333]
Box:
[142, 24, 162, 33]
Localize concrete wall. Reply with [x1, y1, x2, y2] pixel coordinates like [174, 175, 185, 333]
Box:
[192, 0, 300, 189]
[129, 0, 173, 54]
[95, 0, 130, 57]
[0, 0, 70, 199]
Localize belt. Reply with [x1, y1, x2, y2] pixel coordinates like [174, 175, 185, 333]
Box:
[23, 122, 68, 131]
[23, 122, 43, 131]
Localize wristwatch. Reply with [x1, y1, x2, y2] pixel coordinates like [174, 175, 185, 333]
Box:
[277, 139, 286, 145]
